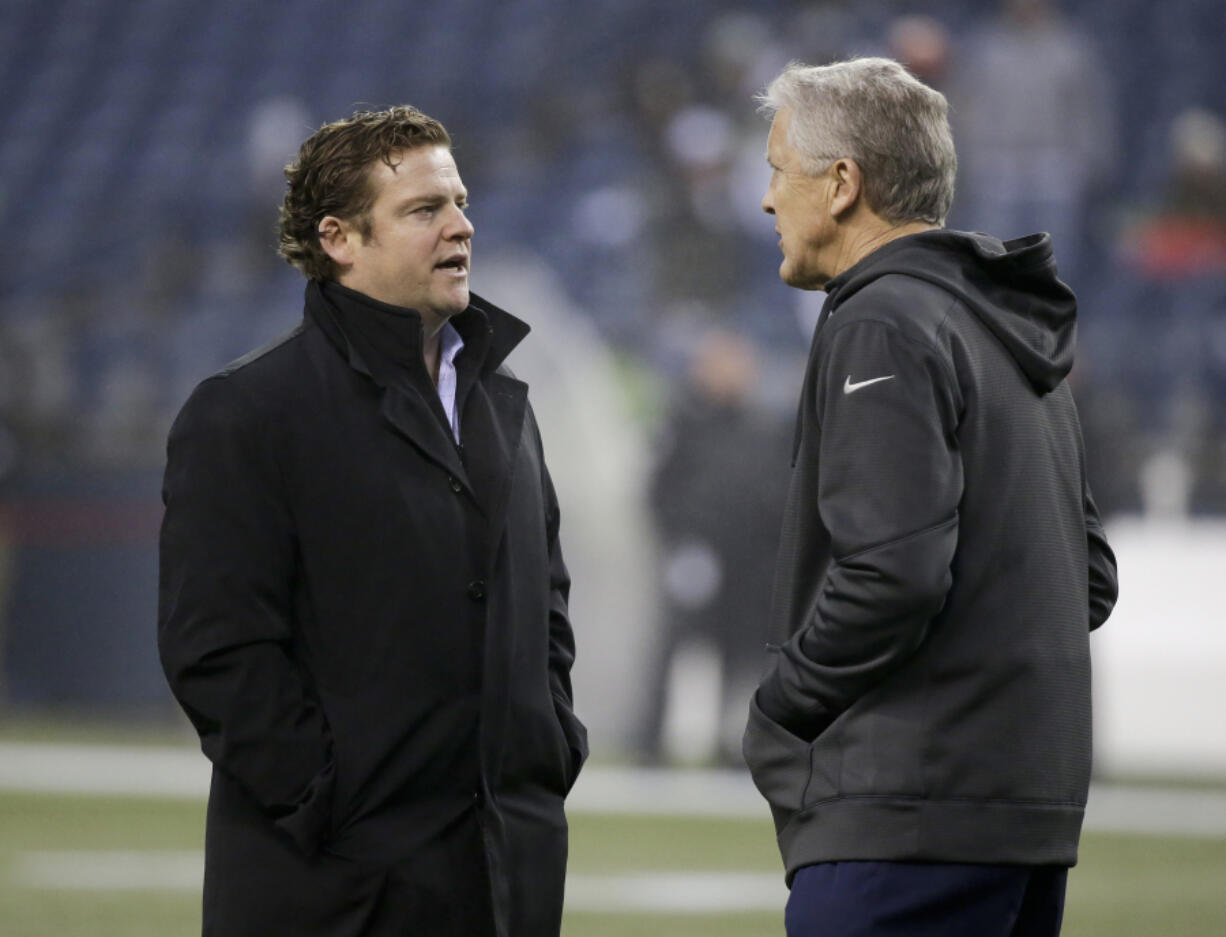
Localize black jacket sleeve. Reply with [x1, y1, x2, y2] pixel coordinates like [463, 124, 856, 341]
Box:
[541, 454, 589, 782]
[157, 376, 335, 854]
[756, 318, 963, 741]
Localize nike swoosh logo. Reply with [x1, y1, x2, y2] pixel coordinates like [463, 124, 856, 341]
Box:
[843, 374, 895, 394]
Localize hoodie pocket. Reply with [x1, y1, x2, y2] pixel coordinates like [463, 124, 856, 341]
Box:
[742, 694, 815, 817]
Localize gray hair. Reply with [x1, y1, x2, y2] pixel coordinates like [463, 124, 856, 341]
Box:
[759, 58, 957, 225]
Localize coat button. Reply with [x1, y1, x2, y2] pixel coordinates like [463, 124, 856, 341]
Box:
[448, 475, 462, 493]
[467, 580, 487, 601]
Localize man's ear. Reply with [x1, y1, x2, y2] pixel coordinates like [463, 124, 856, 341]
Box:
[829, 158, 863, 220]
[318, 215, 355, 268]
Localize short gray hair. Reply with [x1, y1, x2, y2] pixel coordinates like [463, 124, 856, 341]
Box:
[759, 57, 957, 226]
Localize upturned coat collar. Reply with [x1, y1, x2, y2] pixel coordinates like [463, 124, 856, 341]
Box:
[306, 279, 531, 389]
[302, 279, 531, 529]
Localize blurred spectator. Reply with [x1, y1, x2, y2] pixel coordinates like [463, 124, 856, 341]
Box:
[777, 1, 857, 72]
[1117, 108, 1226, 280]
[0, 295, 76, 477]
[1097, 107, 1226, 515]
[887, 14, 953, 90]
[949, 0, 1116, 288]
[636, 328, 791, 765]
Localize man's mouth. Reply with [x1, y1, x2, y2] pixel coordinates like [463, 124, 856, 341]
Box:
[435, 255, 469, 275]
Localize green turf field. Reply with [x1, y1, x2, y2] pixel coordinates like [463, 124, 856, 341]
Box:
[1, 790, 1224, 936]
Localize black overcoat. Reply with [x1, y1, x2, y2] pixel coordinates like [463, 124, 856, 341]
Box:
[158, 281, 587, 937]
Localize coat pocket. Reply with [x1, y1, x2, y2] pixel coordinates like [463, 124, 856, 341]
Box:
[552, 697, 589, 795]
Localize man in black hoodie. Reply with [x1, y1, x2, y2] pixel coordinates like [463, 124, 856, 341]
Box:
[741, 58, 1118, 936]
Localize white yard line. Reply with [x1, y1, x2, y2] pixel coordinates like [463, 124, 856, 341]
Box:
[10, 849, 787, 911]
[569, 764, 763, 817]
[1083, 785, 1226, 838]
[12, 850, 204, 891]
[2, 741, 1225, 835]
[0, 742, 207, 798]
[565, 870, 784, 913]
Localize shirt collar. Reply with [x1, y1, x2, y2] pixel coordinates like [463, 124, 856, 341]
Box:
[439, 320, 465, 368]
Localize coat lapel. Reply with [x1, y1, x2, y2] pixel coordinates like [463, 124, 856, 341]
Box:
[306, 282, 531, 522]
[462, 370, 528, 560]
[380, 385, 473, 498]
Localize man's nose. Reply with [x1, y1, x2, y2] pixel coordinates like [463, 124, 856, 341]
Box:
[448, 208, 475, 239]
[761, 191, 775, 215]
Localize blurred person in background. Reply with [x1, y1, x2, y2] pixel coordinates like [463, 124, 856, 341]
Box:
[1117, 107, 1226, 280]
[157, 105, 586, 937]
[741, 58, 1118, 936]
[1106, 106, 1226, 514]
[886, 13, 952, 91]
[949, 0, 1115, 289]
[636, 327, 790, 766]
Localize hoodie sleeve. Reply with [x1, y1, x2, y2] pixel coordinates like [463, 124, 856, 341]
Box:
[756, 317, 963, 741]
[1084, 480, 1118, 631]
[158, 376, 335, 855]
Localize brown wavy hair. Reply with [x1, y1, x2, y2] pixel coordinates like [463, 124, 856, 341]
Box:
[277, 106, 451, 281]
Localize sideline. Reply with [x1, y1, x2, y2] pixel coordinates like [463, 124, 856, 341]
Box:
[11, 850, 787, 910]
[2, 741, 1226, 836]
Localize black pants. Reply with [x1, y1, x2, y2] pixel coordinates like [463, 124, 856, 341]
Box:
[786, 861, 1068, 937]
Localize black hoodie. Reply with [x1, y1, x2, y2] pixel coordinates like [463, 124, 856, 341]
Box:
[743, 230, 1118, 880]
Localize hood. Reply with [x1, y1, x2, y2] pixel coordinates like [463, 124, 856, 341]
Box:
[825, 230, 1078, 394]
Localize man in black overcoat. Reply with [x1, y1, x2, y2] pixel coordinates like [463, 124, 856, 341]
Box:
[158, 105, 588, 937]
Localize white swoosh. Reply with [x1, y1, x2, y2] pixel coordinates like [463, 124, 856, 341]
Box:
[843, 374, 895, 394]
